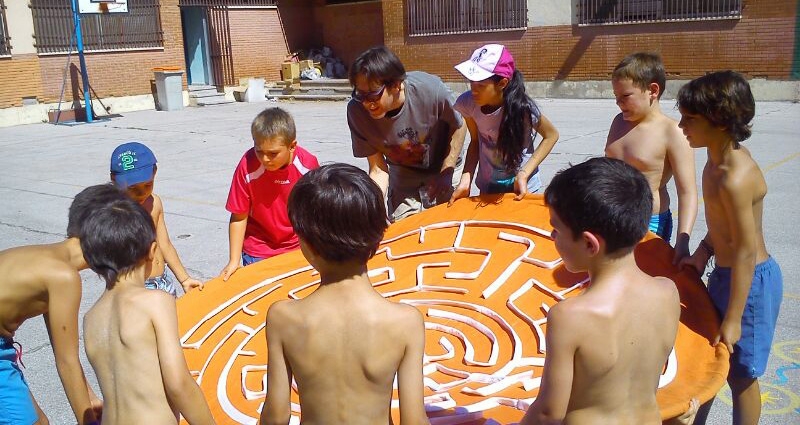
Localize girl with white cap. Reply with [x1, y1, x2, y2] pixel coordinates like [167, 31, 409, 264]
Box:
[450, 44, 560, 202]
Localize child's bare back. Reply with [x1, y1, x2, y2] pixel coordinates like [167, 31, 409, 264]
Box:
[553, 271, 679, 424]
[84, 286, 181, 424]
[265, 280, 425, 424]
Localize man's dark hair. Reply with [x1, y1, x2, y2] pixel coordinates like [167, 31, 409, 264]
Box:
[677, 70, 755, 148]
[79, 197, 156, 287]
[545, 157, 652, 255]
[348, 45, 407, 88]
[288, 163, 388, 265]
[67, 183, 128, 238]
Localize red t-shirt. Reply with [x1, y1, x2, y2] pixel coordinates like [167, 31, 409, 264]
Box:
[225, 145, 319, 258]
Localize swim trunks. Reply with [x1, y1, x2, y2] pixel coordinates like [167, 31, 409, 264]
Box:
[0, 338, 38, 425]
[649, 209, 673, 243]
[708, 256, 783, 378]
[145, 270, 178, 297]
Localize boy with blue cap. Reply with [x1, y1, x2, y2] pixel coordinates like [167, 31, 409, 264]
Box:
[110, 142, 203, 296]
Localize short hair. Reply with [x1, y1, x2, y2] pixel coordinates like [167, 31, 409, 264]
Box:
[348, 45, 407, 88]
[612, 52, 666, 99]
[67, 183, 128, 238]
[251, 107, 296, 143]
[545, 157, 652, 255]
[677, 70, 755, 148]
[79, 197, 156, 287]
[288, 163, 388, 265]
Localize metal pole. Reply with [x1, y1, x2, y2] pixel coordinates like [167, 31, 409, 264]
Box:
[70, 0, 93, 123]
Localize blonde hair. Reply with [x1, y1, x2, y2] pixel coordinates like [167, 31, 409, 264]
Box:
[251, 107, 296, 143]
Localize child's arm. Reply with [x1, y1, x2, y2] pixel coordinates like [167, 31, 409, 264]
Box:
[678, 234, 713, 277]
[261, 302, 293, 425]
[45, 271, 100, 425]
[397, 308, 430, 425]
[427, 122, 467, 201]
[521, 304, 575, 425]
[153, 195, 203, 292]
[666, 131, 698, 264]
[515, 114, 560, 200]
[151, 292, 215, 425]
[715, 178, 759, 352]
[220, 213, 248, 281]
[449, 116, 479, 205]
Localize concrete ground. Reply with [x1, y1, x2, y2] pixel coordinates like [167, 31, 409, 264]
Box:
[1, 98, 797, 424]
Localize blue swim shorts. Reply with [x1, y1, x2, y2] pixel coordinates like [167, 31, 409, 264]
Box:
[145, 270, 178, 297]
[649, 209, 673, 243]
[242, 252, 265, 266]
[0, 338, 38, 425]
[708, 256, 783, 379]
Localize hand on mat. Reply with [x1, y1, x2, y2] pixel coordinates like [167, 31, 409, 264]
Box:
[715, 318, 741, 353]
[429, 166, 455, 205]
[181, 277, 204, 292]
[678, 248, 707, 275]
[672, 233, 691, 265]
[448, 178, 471, 206]
[676, 398, 700, 425]
[219, 261, 240, 282]
[513, 171, 529, 201]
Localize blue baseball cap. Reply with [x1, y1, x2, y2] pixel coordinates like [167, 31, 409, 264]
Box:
[110, 142, 157, 188]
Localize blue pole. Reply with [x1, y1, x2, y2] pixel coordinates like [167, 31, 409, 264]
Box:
[70, 0, 93, 123]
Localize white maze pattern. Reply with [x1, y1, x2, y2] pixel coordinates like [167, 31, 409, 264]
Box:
[180, 220, 677, 424]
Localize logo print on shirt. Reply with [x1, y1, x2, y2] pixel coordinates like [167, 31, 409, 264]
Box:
[274, 179, 290, 184]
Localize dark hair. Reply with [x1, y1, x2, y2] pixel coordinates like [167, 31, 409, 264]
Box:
[67, 183, 128, 238]
[677, 70, 754, 148]
[348, 45, 407, 88]
[612, 52, 666, 99]
[495, 70, 540, 173]
[251, 107, 296, 142]
[79, 198, 156, 287]
[545, 157, 652, 255]
[288, 163, 388, 265]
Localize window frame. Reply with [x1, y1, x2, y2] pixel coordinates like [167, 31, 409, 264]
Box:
[0, 0, 11, 56]
[30, 0, 164, 55]
[577, 0, 743, 26]
[406, 0, 528, 37]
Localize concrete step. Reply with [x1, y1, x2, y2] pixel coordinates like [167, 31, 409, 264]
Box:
[188, 84, 217, 92]
[189, 89, 224, 98]
[194, 97, 235, 106]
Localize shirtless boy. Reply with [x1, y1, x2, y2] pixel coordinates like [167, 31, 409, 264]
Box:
[521, 157, 680, 425]
[606, 52, 697, 263]
[81, 195, 215, 425]
[110, 141, 203, 295]
[0, 184, 120, 425]
[260, 163, 428, 425]
[678, 71, 782, 425]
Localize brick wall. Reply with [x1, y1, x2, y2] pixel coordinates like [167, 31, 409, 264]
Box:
[229, 8, 289, 82]
[383, 0, 798, 82]
[0, 0, 184, 109]
[313, 1, 384, 68]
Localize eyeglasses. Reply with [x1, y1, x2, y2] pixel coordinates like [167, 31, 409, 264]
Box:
[352, 85, 386, 103]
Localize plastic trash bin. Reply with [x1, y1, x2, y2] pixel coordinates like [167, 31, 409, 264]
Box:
[153, 68, 185, 111]
[245, 78, 266, 102]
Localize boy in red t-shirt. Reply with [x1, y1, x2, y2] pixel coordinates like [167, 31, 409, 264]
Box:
[219, 107, 319, 281]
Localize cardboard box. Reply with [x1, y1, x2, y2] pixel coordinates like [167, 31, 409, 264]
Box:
[281, 62, 300, 80]
[299, 59, 314, 70]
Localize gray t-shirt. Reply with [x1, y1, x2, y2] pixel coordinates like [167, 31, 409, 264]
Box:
[348, 71, 463, 184]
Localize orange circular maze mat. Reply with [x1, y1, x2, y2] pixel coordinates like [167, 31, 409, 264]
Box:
[177, 194, 728, 424]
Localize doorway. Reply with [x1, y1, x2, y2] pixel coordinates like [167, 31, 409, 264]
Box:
[181, 7, 212, 86]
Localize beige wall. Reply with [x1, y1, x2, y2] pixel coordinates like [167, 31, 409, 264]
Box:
[6, 0, 37, 54]
[529, 0, 573, 27]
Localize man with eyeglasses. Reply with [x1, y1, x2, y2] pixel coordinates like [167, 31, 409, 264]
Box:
[347, 46, 467, 222]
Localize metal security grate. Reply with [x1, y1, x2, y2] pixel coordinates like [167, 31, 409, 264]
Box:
[0, 0, 10, 55]
[578, 0, 742, 25]
[178, 0, 276, 6]
[407, 0, 527, 37]
[30, 0, 163, 54]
